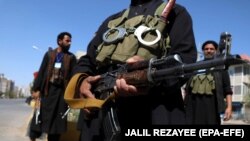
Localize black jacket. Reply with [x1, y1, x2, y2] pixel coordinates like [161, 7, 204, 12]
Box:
[74, 0, 197, 140]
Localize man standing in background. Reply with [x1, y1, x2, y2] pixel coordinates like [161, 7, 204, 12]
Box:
[30, 32, 77, 141]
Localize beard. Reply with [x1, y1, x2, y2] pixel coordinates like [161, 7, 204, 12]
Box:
[205, 55, 214, 59]
[131, 0, 152, 6]
[61, 45, 70, 52]
[204, 54, 216, 60]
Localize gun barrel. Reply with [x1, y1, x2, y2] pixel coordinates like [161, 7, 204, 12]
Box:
[150, 55, 243, 81]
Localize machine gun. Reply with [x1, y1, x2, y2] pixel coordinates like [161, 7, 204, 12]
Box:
[94, 25, 236, 93]
[93, 51, 243, 141]
[65, 31, 246, 141]
[93, 32, 238, 100]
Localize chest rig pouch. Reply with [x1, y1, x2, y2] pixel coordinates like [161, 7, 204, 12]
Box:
[190, 73, 215, 95]
[96, 3, 170, 67]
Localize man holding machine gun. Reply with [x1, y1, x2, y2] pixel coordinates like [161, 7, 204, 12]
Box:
[67, 0, 197, 140]
[185, 40, 233, 125]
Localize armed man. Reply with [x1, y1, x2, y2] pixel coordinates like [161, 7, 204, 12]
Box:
[64, 0, 248, 140]
[65, 0, 197, 140]
[185, 39, 233, 125]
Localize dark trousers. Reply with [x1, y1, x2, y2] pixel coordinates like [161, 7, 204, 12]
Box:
[48, 134, 60, 141]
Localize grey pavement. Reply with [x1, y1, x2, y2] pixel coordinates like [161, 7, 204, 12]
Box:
[222, 119, 250, 125]
[0, 99, 45, 141]
[0, 99, 249, 141]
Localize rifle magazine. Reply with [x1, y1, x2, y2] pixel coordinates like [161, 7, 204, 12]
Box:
[102, 106, 121, 141]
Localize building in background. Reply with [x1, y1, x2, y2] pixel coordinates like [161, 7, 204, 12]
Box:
[229, 54, 250, 120]
[0, 74, 16, 98]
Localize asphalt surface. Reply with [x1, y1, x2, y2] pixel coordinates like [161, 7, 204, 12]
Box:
[222, 119, 249, 125]
[0, 99, 45, 141]
[0, 99, 249, 141]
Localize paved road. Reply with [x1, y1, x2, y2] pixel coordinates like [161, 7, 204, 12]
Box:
[0, 99, 35, 141]
[223, 119, 249, 125]
[1, 99, 249, 141]
[0, 99, 80, 141]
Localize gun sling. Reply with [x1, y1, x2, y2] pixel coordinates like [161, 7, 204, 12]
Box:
[64, 73, 115, 109]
